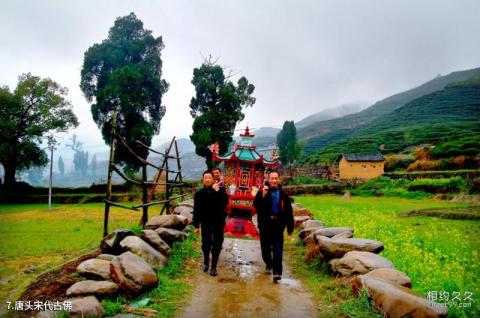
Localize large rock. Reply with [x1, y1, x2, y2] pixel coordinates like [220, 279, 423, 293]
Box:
[141, 229, 171, 255]
[314, 227, 354, 238]
[294, 215, 312, 228]
[119, 236, 168, 270]
[351, 275, 447, 317]
[173, 206, 193, 224]
[67, 296, 104, 317]
[329, 251, 394, 277]
[66, 280, 119, 296]
[305, 244, 324, 264]
[76, 259, 111, 280]
[35, 311, 58, 318]
[316, 236, 384, 259]
[331, 231, 353, 239]
[110, 252, 158, 293]
[292, 203, 314, 217]
[100, 229, 135, 255]
[96, 254, 116, 261]
[299, 227, 321, 240]
[155, 227, 188, 245]
[145, 214, 188, 230]
[364, 268, 412, 288]
[177, 199, 194, 208]
[302, 233, 317, 247]
[300, 220, 325, 231]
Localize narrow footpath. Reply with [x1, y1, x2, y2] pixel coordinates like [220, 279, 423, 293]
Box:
[179, 238, 317, 318]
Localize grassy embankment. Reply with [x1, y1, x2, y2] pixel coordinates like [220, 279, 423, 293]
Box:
[0, 203, 200, 318]
[286, 195, 479, 318]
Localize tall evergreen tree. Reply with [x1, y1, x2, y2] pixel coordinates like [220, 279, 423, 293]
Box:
[189, 59, 255, 169]
[73, 150, 89, 176]
[91, 154, 97, 176]
[80, 12, 168, 171]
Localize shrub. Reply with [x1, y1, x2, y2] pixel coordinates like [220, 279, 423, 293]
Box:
[289, 176, 332, 185]
[284, 183, 347, 195]
[384, 156, 415, 171]
[407, 159, 440, 171]
[414, 147, 432, 161]
[468, 177, 480, 193]
[437, 158, 456, 170]
[452, 155, 466, 168]
[350, 176, 430, 199]
[385, 157, 415, 171]
[407, 177, 466, 193]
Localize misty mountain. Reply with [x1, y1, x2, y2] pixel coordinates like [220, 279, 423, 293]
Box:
[156, 138, 196, 154]
[304, 75, 480, 163]
[251, 127, 281, 137]
[299, 66, 480, 154]
[247, 102, 367, 139]
[295, 102, 368, 128]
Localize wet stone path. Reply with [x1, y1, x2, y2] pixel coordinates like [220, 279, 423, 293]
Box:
[179, 238, 317, 318]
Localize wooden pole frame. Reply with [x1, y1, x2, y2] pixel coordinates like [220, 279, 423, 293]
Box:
[103, 110, 117, 237]
[103, 126, 186, 237]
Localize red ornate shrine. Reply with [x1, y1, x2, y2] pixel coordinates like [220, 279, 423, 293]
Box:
[212, 126, 279, 239]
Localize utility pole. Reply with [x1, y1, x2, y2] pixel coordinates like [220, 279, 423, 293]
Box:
[47, 135, 57, 210]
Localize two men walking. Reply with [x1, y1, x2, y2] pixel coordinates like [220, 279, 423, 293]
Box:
[193, 168, 293, 282]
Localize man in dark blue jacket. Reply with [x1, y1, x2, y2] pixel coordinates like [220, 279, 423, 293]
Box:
[193, 170, 229, 276]
[253, 170, 294, 282]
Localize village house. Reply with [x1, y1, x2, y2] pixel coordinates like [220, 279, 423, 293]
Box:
[339, 153, 385, 180]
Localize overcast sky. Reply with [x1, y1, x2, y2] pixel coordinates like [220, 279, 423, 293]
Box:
[1, 0, 479, 159]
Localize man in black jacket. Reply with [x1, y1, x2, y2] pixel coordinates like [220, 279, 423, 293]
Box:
[253, 170, 294, 283]
[212, 167, 226, 192]
[193, 170, 229, 276]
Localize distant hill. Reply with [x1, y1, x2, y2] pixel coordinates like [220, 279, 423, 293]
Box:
[295, 102, 368, 128]
[304, 76, 480, 163]
[251, 127, 280, 137]
[156, 138, 195, 154]
[299, 67, 480, 154]
[249, 101, 367, 139]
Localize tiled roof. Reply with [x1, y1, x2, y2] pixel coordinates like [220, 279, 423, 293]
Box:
[216, 147, 278, 165]
[342, 152, 384, 162]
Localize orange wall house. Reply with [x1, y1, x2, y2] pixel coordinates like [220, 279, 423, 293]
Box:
[339, 153, 384, 180]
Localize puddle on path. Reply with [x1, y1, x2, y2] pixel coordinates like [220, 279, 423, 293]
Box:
[179, 238, 316, 318]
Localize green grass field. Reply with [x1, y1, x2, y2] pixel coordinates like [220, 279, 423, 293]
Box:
[1, 197, 479, 317]
[0, 202, 147, 308]
[292, 195, 480, 317]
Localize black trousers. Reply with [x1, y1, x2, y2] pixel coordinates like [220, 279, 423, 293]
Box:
[259, 220, 285, 276]
[201, 224, 224, 267]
